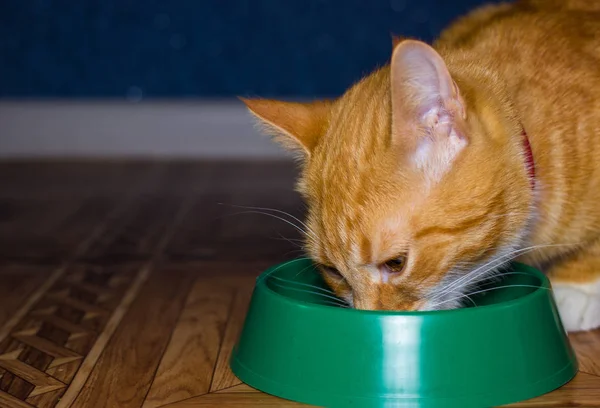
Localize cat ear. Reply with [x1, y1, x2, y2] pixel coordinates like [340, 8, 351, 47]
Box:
[390, 40, 467, 180]
[239, 98, 332, 157]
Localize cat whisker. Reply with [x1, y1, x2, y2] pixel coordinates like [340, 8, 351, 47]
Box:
[268, 280, 348, 305]
[293, 263, 317, 279]
[268, 275, 338, 295]
[282, 249, 308, 258]
[426, 288, 477, 308]
[330, 275, 349, 296]
[446, 290, 477, 307]
[273, 233, 306, 249]
[430, 246, 527, 302]
[224, 210, 314, 240]
[474, 271, 539, 286]
[320, 300, 350, 309]
[432, 242, 578, 302]
[429, 267, 558, 309]
[440, 245, 534, 293]
[257, 257, 311, 285]
[427, 284, 549, 310]
[458, 241, 580, 288]
[462, 293, 477, 307]
[219, 203, 316, 237]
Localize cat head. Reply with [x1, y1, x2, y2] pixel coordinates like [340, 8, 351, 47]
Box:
[242, 40, 532, 310]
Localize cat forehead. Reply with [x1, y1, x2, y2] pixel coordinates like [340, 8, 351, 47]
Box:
[306, 209, 413, 267]
[312, 69, 393, 159]
[304, 186, 417, 264]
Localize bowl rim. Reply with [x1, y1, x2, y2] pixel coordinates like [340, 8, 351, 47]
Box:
[256, 259, 551, 316]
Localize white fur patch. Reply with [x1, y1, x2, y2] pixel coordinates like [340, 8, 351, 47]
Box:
[552, 277, 600, 332]
[365, 266, 390, 284]
[412, 127, 466, 185]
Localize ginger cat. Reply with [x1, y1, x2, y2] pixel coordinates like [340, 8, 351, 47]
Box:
[241, 0, 600, 332]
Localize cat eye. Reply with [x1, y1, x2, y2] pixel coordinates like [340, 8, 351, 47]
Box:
[320, 264, 344, 279]
[383, 255, 407, 274]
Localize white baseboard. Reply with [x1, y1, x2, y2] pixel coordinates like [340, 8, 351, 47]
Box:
[0, 100, 290, 159]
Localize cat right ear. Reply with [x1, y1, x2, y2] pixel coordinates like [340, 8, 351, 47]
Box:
[239, 98, 332, 158]
[390, 40, 467, 181]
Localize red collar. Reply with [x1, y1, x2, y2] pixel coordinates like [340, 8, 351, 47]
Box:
[522, 128, 535, 189]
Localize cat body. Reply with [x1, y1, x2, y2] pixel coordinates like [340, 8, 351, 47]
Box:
[242, 0, 600, 332]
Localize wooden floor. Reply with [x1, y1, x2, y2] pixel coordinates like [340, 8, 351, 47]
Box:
[0, 161, 598, 408]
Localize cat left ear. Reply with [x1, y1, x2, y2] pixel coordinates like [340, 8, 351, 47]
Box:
[239, 98, 331, 158]
[391, 40, 467, 181]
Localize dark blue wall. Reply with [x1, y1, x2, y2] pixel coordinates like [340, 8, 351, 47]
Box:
[0, 0, 500, 99]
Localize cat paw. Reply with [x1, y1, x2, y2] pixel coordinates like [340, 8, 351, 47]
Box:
[552, 279, 600, 332]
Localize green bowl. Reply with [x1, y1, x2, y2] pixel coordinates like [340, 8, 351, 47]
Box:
[230, 259, 578, 408]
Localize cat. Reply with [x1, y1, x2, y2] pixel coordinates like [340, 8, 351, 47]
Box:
[241, 0, 600, 332]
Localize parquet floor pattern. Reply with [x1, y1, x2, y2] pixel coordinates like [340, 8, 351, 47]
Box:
[0, 161, 598, 408]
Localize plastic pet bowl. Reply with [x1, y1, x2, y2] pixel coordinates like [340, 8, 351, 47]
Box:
[230, 259, 578, 407]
